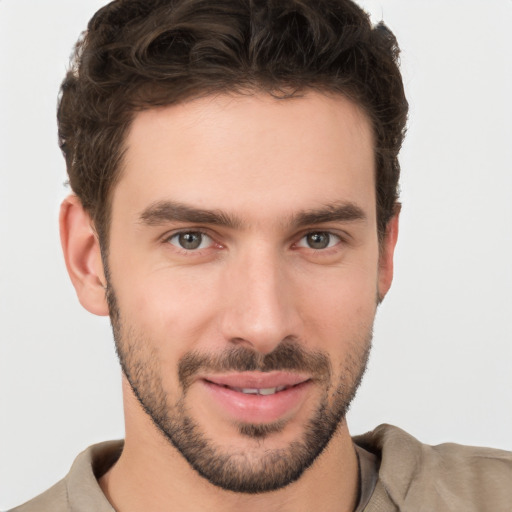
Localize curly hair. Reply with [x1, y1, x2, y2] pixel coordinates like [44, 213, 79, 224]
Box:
[58, 0, 408, 245]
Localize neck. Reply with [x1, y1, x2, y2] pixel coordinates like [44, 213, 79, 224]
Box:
[100, 380, 359, 512]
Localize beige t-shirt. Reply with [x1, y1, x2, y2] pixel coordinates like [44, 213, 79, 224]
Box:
[9, 424, 512, 511]
[355, 444, 379, 511]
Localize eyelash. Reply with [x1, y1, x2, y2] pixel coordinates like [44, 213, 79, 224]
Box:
[294, 231, 343, 251]
[164, 230, 217, 255]
[162, 229, 348, 256]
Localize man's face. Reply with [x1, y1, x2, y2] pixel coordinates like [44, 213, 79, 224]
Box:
[105, 92, 392, 492]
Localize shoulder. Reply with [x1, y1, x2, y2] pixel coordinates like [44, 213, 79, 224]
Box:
[7, 480, 68, 512]
[354, 424, 512, 511]
[7, 440, 122, 512]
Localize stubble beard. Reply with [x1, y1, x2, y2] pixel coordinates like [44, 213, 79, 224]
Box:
[106, 282, 372, 494]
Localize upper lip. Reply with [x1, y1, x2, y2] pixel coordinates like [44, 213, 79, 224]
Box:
[202, 371, 311, 390]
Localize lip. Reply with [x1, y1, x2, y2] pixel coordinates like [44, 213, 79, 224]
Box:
[199, 372, 312, 424]
[204, 371, 310, 390]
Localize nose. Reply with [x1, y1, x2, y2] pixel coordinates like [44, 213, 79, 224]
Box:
[219, 244, 302, 355]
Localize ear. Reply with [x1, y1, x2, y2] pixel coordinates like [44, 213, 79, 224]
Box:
[377, 208, 400, 302]
[59, 195, 109, 316]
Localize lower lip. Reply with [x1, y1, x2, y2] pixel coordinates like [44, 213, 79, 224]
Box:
[201, 379, 312, 424]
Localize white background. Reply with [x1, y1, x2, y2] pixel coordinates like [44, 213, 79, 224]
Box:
[1, 0, 511, 509]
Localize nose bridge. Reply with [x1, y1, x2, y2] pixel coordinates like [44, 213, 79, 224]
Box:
[220, 241, 300, 354]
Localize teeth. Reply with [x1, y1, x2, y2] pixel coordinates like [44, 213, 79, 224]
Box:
[258, 387, 277, 396]
[235, 386, 288, 395]
[241, 388, 260, 394]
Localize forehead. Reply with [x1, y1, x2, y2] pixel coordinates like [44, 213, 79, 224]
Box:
[115, 92, 375, 224]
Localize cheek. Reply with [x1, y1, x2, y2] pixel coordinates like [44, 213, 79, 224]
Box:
[112, 264, 225, 355]
[297, 263, 378, 346]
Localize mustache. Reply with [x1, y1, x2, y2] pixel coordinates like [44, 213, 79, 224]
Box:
[178, 339, 332, 391]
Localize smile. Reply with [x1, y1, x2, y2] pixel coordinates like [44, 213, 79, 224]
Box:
[215, 384, 292, 395]
[199, 373, 313, 424]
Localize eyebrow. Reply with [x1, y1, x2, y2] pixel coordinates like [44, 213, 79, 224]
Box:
[139, 199, 366, 229]
[140, 200, 243, 229]
[291, 202, 367, 227]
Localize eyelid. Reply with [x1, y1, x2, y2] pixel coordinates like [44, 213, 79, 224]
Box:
[172, 231, 212, 247]
[295, 231, 343, 249]
[159, 226, 350, 253]
[162, 226, 213, 242]
[297, 225, 351, 240]
[162, 228, 221, 253]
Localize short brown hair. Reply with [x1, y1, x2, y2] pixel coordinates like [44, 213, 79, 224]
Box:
[58, 0, 408, 244]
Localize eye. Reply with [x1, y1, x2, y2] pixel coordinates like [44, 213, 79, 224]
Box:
[167, 231, 213, 251]
[297, 232, 341, 250]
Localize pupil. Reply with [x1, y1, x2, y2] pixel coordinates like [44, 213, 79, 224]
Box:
[307, 232, 329, 249]
[179, 232, 202, 250]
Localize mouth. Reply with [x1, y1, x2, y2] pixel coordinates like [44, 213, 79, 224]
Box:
[202, 371, 311, 394]
[198, 372, 313, 424]
[218, 384, 293, 395]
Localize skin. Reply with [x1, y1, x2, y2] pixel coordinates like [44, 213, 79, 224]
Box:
[60, 91, 399, 512]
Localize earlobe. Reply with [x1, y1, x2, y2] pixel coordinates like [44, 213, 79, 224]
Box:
[59, 195, 109, 316]
[377, 209, 400, 302]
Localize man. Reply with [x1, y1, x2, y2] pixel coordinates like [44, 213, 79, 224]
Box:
[9, 0, 512, 510]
